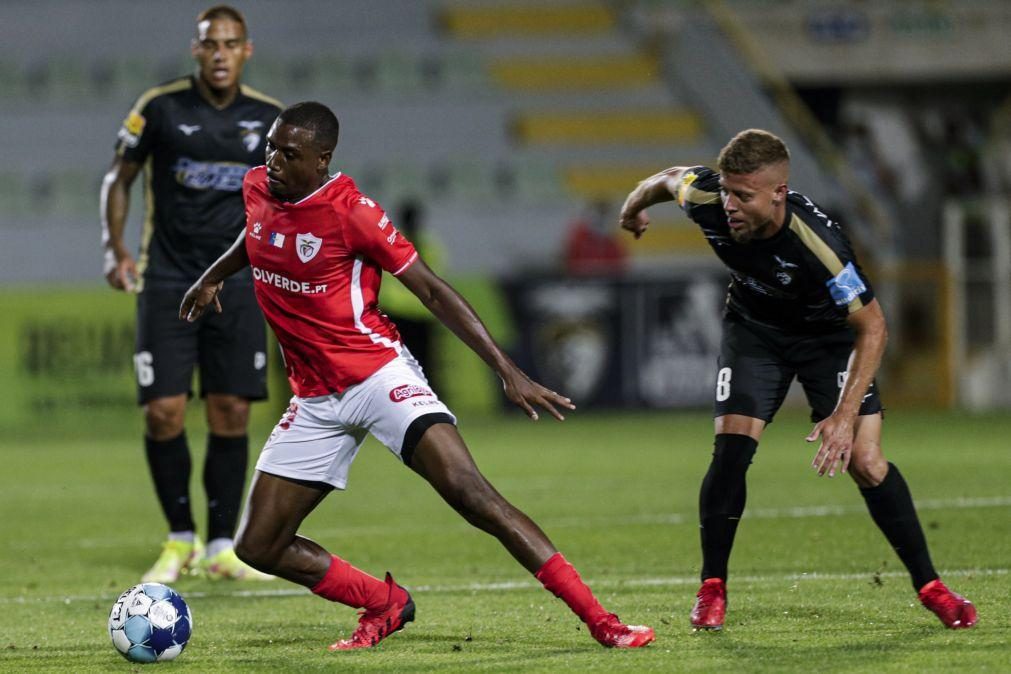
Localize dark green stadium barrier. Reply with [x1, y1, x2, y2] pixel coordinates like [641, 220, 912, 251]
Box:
[0, 279, 510, 437]
[0, 287, 139, 436]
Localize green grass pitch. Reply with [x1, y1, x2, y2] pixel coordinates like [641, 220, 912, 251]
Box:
[1, 409, 1008, 672]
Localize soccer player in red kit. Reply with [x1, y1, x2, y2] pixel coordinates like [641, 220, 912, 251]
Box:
[180, 101, 654, 651]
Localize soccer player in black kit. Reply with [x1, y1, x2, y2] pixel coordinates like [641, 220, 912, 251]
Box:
[100, 5, 280, 582]
[619, 129, 977, 630]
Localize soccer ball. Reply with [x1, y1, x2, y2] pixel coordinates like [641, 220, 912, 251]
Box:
[108, 583, 192, 663]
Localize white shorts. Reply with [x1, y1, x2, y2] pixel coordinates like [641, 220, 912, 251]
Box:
[256, 354, 456, 489]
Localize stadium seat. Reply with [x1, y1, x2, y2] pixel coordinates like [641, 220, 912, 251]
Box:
[510, 158, 566, 204]
[314, 54, 355, 94]
[375, 51, 425, 96]
[0, 59, 26, 101]
[441, 4, 615, 39]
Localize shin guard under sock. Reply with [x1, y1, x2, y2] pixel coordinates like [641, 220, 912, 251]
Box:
[204, 434, 249, 541]
[699, 434, 757, 580]
[535, 553, 608, 625]
[145, 433, 195, 533]
[860, 462, 938, 590]
[311, 555, 394, 611]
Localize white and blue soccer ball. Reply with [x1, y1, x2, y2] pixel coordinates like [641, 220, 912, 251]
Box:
[108, 583, 192, 663]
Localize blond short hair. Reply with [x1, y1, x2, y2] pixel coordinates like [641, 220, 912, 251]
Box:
[717, 129, 790, 175]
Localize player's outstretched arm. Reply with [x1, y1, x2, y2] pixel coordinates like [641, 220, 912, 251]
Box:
[179, 230, 251, 322]
[618, 166, 690, 239]
[100, 157, 143, 292]
[397, 258, 575, 421]
[807, 299, 888, 477]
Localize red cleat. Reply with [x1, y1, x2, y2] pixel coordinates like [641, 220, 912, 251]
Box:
[691, 578, 727, 630]
[328, 573, 415, 650]
[918, 579, 977, 629]
[589, 613, 655, 648]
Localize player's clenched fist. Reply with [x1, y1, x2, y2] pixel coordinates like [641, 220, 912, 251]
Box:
[619, 209, 650, 239]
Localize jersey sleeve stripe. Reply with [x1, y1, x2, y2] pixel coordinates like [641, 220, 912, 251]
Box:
[681, 183, 720, 206]
[392, 252, 419, 276]
[788, 214, 865, 313]
[240, 85, 284, 110]
[128, 77, 192, 116]
[134, 156, 157, 293]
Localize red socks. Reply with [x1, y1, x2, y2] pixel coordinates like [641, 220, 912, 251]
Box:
[311, 555, 393, 611]
[313, 552, 605, 624]
[535, 552, 608, 625]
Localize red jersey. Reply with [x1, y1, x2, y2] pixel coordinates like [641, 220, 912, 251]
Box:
[242, 166, 418, 396]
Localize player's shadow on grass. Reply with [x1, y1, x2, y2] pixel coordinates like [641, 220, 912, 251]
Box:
[388, 628, 638, 659]
[695, 606, 938, 668]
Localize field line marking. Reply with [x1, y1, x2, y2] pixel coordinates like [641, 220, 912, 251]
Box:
[60, 495, 1011, 550]
[1, 567, 1005, 606]
[541, 495, 1011, 527]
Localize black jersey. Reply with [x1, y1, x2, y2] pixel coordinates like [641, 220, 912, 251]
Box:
[115, 76, 282, 290]
[676, 166, 874, 333]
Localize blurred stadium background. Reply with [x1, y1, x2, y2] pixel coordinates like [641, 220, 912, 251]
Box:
[1, 0, 1010, 430]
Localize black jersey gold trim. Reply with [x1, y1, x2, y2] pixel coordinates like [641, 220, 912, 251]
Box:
[678, 170, 720, 207]
[135, 156, 156, 294]
[788, 214, 865, 313]
[115, 78, 193, 159]
[130, 77, 192, 115]
[240, 84, 284, 111]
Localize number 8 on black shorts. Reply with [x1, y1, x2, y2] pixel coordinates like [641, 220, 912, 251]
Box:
[714, 316, 882, 423]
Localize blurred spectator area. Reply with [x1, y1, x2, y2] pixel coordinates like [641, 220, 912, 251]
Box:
[0, 0, 718, 283]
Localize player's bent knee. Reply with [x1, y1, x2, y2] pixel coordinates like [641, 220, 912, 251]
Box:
[709, 434, 758, 479]
[144, 400, 186, 439]
[206, 395, 251, 435]
[700, 434, 758, 517]
[849, 452, 888, 486]
[233, 530, 277, 572]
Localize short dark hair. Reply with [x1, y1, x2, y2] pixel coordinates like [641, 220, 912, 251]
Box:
[717, 129, 790, 175]
[277, 102, 340, 151]
[197, 5, 248, 38]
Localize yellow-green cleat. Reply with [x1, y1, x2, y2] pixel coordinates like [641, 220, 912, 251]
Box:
[141, 537, 205, 584]
[201, 547, 275, 581]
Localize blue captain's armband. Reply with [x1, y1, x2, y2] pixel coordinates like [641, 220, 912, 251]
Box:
[826, 262, 867, 306]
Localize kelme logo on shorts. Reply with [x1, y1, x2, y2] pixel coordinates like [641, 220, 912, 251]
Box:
[389, 384, 433, 402]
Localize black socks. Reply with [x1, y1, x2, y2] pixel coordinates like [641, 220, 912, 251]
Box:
[204, 434, 249, 541]
[145, 433, 195, 533]
[860, 462, 939, 590]
[699, 434, 758, 581]
[698, 441, 938, 591]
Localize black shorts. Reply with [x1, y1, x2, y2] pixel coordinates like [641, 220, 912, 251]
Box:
[714, 315, 882, 423]
[134, 283, 268, 404]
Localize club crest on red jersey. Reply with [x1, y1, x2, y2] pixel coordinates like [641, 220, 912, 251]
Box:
[295, 233, 323, 263]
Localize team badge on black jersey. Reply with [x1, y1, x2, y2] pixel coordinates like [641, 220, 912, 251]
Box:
[773, 255, 798, 286]
[238, 120, 264, 152]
